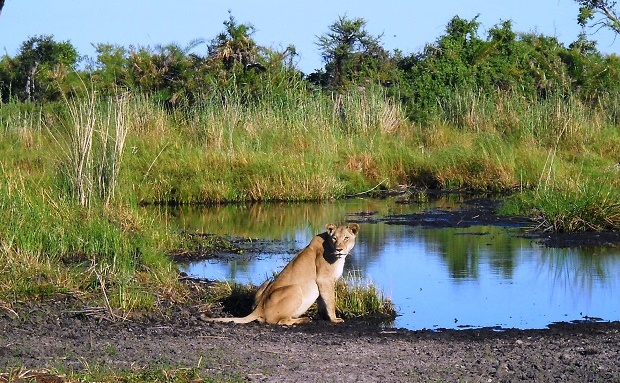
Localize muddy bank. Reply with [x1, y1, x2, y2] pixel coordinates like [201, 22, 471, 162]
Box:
[1, 298, 620, 382]
[357, 197, 620, 248]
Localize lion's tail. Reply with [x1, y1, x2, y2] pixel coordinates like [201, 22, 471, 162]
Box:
[202, 310, 260, 324]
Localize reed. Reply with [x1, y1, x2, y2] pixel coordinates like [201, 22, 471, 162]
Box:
[54, 91, 130, 207]
[124, 86, 407, 203]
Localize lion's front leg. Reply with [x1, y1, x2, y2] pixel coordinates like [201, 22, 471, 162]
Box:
[317, 280, 343, 323]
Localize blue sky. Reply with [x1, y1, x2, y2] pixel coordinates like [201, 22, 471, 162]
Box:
[1, 0, 619, 73]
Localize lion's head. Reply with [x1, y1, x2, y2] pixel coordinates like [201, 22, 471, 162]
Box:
[325, 223, 360, 258]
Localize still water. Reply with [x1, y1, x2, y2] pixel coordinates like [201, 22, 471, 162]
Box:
[155, 197, 620, 330]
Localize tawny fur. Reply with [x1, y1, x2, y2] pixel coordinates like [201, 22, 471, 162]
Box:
[204, 223, 360, 325]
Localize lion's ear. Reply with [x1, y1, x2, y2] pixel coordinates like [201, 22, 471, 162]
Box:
[326, 223, 337, 234]
[347, 223, 360, 235]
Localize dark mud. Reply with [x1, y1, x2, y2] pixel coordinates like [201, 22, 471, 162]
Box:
[2, 197, 620, 382]
[372, 198, 532, 228]
[362, 197, 620, 249]
[2, 298, 620, 382]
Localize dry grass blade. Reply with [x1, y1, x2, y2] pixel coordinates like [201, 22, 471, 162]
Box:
[0, 301, 18, 319]
[67, 90, 97, 208]
[0, 368, 65, 383]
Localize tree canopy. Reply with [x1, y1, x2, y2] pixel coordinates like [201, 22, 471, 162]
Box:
[314, 16, 395, 89]
[2, 13, 620, 124]
[576, 0, 620, 34]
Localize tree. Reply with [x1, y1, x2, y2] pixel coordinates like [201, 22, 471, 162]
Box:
[207, 11, 259, 70]
[576, 0, 620, 34]
[14, 35, 78, 101]
[204, 12, 303, 103]
[394, 15, 605, 122]
[315, 15, 392, 88]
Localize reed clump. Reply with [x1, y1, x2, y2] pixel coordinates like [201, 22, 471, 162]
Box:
[502, 181, 620, 233]
[336, 271, 396, 320]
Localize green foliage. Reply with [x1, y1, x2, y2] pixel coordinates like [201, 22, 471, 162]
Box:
[576, 0, 620, 34]
[1, 13, 620, 128]
[0, 35, 79, 103]
[84, 12, 302, 109]
[207, 11, 258, 70]
[396, 15, 620, 123]
[314, 15, 398, 89]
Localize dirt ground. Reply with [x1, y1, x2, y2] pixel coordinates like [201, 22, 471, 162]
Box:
[1, 298, 620, 382]
[2, 197, 620, 382]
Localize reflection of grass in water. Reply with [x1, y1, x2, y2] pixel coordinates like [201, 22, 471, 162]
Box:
[538, 247, 617, 293]
[423, 226, 527, 280]
[148, 197, 418, 240]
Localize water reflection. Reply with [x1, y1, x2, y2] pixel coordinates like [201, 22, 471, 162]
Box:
[148, 197, 620, 330]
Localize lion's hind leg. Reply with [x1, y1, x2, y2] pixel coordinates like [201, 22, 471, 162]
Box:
[262, 285, 309, 325]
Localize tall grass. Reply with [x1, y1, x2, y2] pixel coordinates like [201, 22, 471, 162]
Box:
[0, 174, 181, 310]
[50, 87, 620, 230]
[124, 86, 407, 203]
[0, 84, 619, 308]
[54, 91, 130, 207]
[501, 180, 620, 232]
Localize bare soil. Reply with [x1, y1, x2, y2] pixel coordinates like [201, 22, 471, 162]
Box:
[2, 298, 620, 382]
[2, 197, 620, 382]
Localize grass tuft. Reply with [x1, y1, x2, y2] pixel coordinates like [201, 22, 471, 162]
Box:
[336, 271, 396, 320]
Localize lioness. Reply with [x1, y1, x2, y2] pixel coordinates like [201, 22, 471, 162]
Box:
[204, 223, 360, 325]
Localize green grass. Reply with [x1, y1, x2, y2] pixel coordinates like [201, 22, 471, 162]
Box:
[335, 271, 396, 320]
[0, 174, 182, 310]
[0, 85, 619, 310]
[501, 181, 620, 233]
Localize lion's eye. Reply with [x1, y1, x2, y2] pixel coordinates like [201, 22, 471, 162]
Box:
[344, 237, 349, 241]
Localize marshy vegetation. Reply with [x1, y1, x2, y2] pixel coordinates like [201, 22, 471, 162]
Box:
[0, 12, 619, 317]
